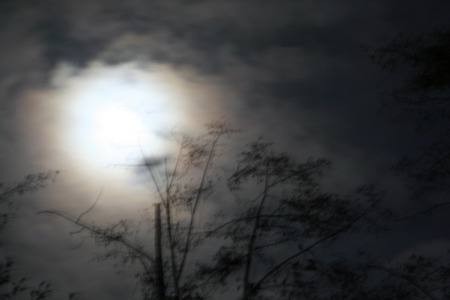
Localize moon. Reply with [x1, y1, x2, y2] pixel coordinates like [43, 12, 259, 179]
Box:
[95, 104, 144, 149]
[61, 63, 182, 170]
[73, 101, 146, 165]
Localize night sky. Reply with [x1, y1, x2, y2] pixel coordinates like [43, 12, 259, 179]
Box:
[1, 1, 450, 299]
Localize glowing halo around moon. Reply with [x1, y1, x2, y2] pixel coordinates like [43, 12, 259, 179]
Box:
[57, 62, 186, 172]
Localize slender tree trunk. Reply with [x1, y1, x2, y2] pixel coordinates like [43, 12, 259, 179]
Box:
[165, 201, 180, 299]
[154, 203, 166, 300]
[242, 165, 270, 300]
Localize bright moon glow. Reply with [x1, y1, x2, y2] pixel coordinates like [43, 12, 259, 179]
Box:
[96, 105, 144, 148]
[78, 103, 147, 163]
[59, 63, 185, 170]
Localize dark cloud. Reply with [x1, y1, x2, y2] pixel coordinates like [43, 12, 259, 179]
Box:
[34, 14, 99, 68]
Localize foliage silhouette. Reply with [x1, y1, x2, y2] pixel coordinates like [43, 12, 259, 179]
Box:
[42, 122, 237, 300]
[370, 29, 450, 205]
[0, 171, 57, 300]
[193, 140, 385, 299]
[42, 123, 450, 299]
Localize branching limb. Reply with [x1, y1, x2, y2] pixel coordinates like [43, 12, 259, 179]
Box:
[247, 205, 374, 299]
[394, 201, 450, 220]
[369, 265, 439, 300]
[37, 210, 153, 264]
[177, 131, 222, 281]
[76, 187, 102, 223]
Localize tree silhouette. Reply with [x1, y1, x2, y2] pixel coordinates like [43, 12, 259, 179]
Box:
[288, 252, 450, 300]
[0, 171, 57, 300]
[364, 29, 450, 300]
[41, 122, 237, 299]
[192, 140, 386, 299]
[41, 123, 450, 299]
[370, 29, 450, 204]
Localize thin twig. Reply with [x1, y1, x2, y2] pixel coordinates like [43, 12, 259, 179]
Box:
[76, 187, 103, 223]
